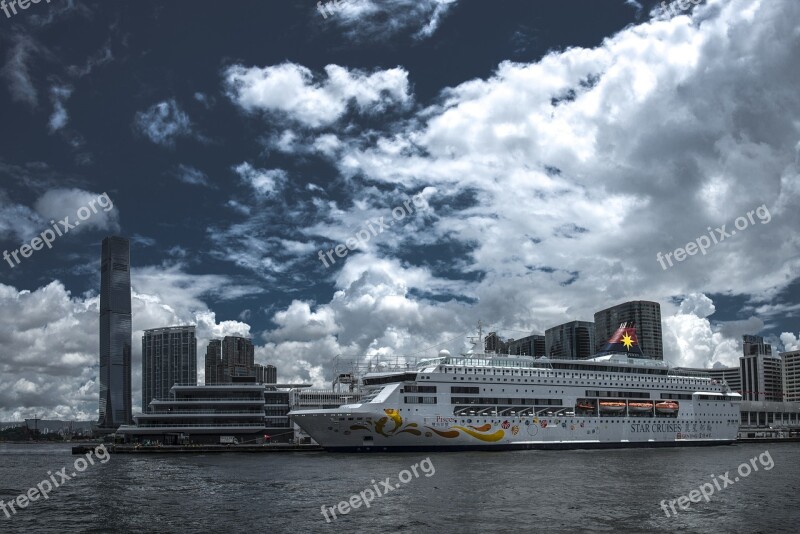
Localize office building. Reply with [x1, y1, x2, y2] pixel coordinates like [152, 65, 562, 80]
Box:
[483, 332, 544, 356]
[594, 301, 663, 360]
[205, 336, 256, 384]
[205, 339, 222, 385]
[545, 321, 595, 359]
[98, 236, 132, 430]
[740, 335, 782, 402]
[743, 334, 772, 356]
[781, 350, 800, 402]
[255, 363, 277, 384]
[142, 326, 197, 412]
[506, 335, 546, 357]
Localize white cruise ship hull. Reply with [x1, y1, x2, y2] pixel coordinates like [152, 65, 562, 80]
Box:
[291, 352, 740, 452]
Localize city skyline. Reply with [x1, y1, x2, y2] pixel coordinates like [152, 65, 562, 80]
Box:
[1, 0, 799, 423]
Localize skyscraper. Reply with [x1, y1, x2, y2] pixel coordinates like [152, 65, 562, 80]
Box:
[142, 326, 197, 412]
[545, 320, 595, 359]
[98, 236, 132, 429]
[594, 301, 663, 360]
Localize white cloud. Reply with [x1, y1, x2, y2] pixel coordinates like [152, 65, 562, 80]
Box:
[781, 332, 800, 352]
[233, 162, 287, 197]
[0, 262, 266, 419]
[134, 99, 192, 146]
[224, 63, 410, 128]
[34, 188, 119, 234]
[320, 0, 459, 41]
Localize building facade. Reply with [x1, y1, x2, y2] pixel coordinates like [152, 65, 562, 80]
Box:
[205, 336, 255, 384]
[781, 350, 800, 402]
[506, 335, 546, 357]
[709, 366, 742, 393]
[204, 339, 222, 385]
[142, 326, 197, 412]
[594, 301, 663, 360]
[545, 320, 595, 359]
[120, 383, 269, 445]
[740, 335, 782, 402]
[98, 236, 132, 429]
[255, 364, 277, 384]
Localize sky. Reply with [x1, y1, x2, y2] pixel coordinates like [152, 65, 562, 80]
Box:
[0, 0, 798, 421]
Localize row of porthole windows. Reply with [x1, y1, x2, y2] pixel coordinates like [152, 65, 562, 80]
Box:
[442, 368, 706, 384]
[447, 375, 702, 390]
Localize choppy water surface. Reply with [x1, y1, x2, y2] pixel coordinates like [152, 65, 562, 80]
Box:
[0, 442, 798, 533]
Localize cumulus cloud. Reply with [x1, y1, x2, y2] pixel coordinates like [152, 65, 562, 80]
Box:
[224, 63, 411, 128]
[134, 99, 193, 146]
[781, 332, 800, 352]
[237, 0, 800, 383]
[0, 262, 265, 420]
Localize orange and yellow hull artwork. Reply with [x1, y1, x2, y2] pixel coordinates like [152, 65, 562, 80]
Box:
[349, 409, 507, 442]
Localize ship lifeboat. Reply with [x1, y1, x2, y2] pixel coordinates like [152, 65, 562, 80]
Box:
[628, 402, 654, 412]
[576, 402, 596, 411]
[598, 401, 626, 413]
[655, 401, 679, 414]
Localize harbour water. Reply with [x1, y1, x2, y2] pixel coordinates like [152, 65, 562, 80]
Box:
[1, 442, 798, 533]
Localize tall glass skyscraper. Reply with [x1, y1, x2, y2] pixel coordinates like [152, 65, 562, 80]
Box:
[99, 236, 132, 429]
[545, 320, 596, 359]
[142, 326, 197, 412]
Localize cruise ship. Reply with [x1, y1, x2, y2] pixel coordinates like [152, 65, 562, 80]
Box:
[290, 323, 741, 451]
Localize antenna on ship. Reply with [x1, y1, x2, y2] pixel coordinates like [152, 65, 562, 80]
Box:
[466, 320, 485, 354]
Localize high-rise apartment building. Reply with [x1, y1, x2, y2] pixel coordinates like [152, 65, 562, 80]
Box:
[142, 326, 197, 412]
[98, 236, 132, 430]
[780, 350, 800, 402]
[594, 301, 663, 360]
[545, 321, 595, 359]
[255, 363, 278, 384]
[205, 339, 222, 385]
[205, 336, 255, 384]
[740, 335, 782, 401]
